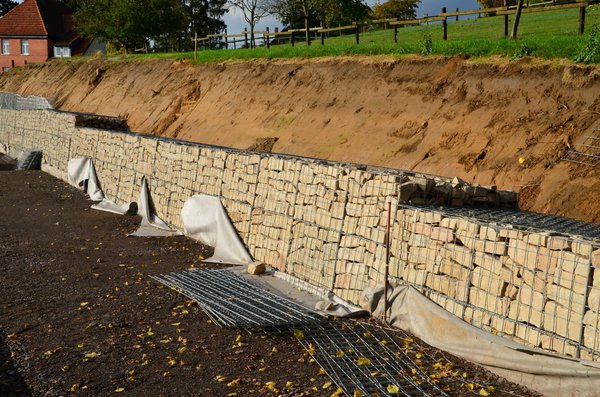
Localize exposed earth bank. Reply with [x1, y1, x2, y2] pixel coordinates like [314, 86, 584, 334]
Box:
[1, 56, 599, 223]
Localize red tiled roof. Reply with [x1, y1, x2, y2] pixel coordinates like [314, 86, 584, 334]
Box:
[0, 0, 73, 38]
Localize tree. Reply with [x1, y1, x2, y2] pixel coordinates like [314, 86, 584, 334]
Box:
[371, 0, 419, 20]
[228, 0, 270, 48]
[181, 0, 228, 50]
[268, 0, 327, 45]
[75, 0, 186, 53]
[0, 0, 17, 17]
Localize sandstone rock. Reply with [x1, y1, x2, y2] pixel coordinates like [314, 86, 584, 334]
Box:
[248, 261, 267, 275]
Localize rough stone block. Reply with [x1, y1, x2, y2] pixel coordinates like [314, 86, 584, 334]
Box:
[471, 267, 507, 296]
[473, 251, 503, 276]
[247, 261, 267, 275]
[546, 236, 571, 251]
[573, 240, 594, 258]
[547, 284, 586, 312]
[439, 259, 470, 281]
[517, 285, 545, 311]
[524, 232, 550, 247]
[552, 250, 589, 277]
[475, 239, 507, 256]
[430, 227, 454, 243]
[479, 225, 499, 241]
[543, 301, 582, 340]
[509, 301, 543, 328]
[499, 228, 523, 240]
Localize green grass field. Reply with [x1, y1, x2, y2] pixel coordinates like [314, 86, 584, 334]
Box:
[126, 6, 600, 64]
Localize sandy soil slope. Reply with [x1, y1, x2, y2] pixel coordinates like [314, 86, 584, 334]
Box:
[1, 55, 599, 223]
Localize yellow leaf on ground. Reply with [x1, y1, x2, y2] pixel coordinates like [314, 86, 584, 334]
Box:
[227, 378, 240, 387]
[353, 390, 365, 397]
[293, 329, 305, 340]
[80, 302, 89, 307]
[215, 375, 227, 383]
[330, 387, 344, 397]
[335, 350, 345, 357]
[387, 384, 400, 394]
[479, 389, 490, 396]
[115, 387, 125, 393]
[286, 381, 294, 388]
[356, 357, 372, 366]
[84, 352, 99, 359]
[322, 381, 332, 389]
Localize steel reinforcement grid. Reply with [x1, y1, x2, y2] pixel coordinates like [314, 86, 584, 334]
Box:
[151, 268, 323, 329]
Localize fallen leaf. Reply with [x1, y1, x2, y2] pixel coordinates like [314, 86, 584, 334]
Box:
[356, 357, 371, 366]
[227, 378, 241, 387]
[293, 329, 305, 340]
[323, 381, 332, 389]
[479, 389, 490, 396]
[115, 387, 125, 393]
[387, 384, 400, 394]
[84, 352, 100, 359]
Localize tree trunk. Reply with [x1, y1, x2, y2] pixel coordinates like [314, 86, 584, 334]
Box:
[302, 1, 310, 46]
[511, 0, 524, 39]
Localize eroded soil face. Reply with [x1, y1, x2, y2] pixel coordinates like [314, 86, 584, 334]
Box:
[1, 56, 599, 223]
[0, 171, 540, 396]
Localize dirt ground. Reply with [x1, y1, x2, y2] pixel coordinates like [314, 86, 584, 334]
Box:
[0, 170, 540, 396]
[1, 56, 599, 223]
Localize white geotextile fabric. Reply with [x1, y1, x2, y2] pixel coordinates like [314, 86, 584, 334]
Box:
[128, 177, 179, 237]
[362, 283, 600, 397]
[181, 195, 252, 265]
[67, 157, 177, 236]
[67, 157, 105, 201]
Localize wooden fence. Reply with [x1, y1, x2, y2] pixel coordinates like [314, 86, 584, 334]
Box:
[192, 0, 593, 58]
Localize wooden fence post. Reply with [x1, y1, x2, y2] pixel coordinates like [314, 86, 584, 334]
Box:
[394, 17, 399, 43]
[456, 8, 459, 21]
[275, 27, 279, 45]
[266, 27, 270, 48]
[224, 29, 228, 49]
[579, 4, 586, 35]
[442, 7, 448, 40]
[244, 28, 248, 48]
[193, 32, 198, 61]
[291, 31, 295, 47]
[320, 28, 325, 45]
[355, 21, 360, 44]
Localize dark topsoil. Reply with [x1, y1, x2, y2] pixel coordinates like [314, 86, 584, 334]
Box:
[0, 170, 540, 397]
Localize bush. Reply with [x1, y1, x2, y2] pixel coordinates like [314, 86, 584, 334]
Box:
[421, 32, 433, 56]
[573, 24, 600, 64]
[511, 42, 533, 60]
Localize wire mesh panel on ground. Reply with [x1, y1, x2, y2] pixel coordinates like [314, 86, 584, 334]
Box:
[562, 130, 600, 166]
[297, 320, 450, 397]
[151, 268, 323, 329]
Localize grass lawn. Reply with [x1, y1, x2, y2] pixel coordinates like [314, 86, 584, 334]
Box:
[125, 6, 600, 64]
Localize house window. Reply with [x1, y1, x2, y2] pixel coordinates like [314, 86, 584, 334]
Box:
[2, 67, 9, 72]
[53, 46, 71, 58]
[1, 40, 9, 55]
[21, 40, 29, 55]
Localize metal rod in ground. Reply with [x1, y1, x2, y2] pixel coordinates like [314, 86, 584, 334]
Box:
[384, 201, 391, 324]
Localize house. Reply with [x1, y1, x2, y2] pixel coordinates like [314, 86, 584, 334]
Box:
[0, 0, 105, 72]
